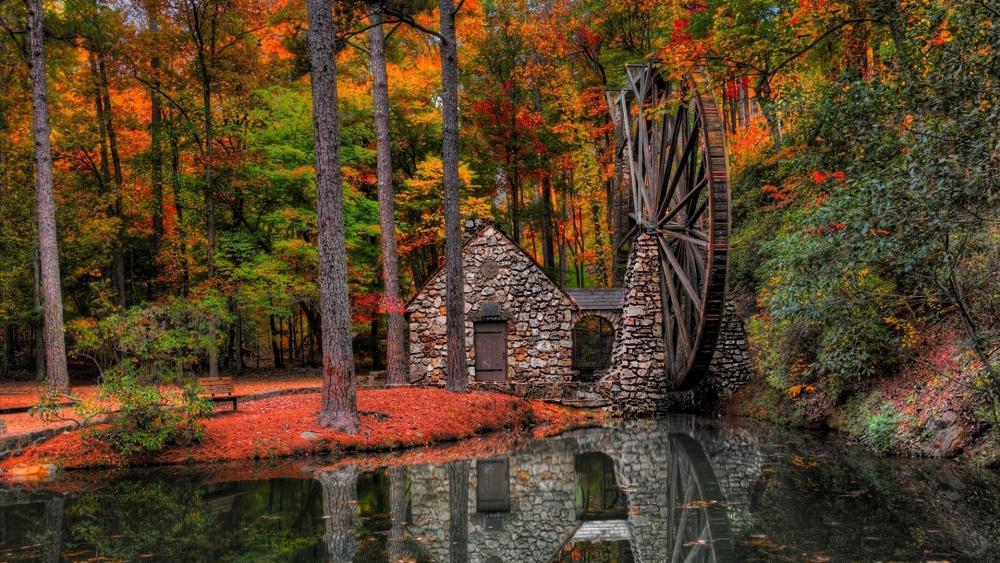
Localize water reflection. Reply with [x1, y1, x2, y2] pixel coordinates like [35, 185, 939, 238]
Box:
[1, 417, 999, 562]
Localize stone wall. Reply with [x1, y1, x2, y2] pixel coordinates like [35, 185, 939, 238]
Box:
[600, 232, 669, 416]
[403, 418, 766, 563]
[406, 222, 576, 386]
[704, 301, 754, 400]
[598, 231, 754, 415]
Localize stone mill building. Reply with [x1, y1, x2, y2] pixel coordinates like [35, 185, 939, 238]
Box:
[405, 219, 752, 408]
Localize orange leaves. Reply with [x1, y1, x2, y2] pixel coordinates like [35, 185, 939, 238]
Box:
[728, 115, 771, 167]
[762, 183, 794, 208]
[787, 384, 816, 398]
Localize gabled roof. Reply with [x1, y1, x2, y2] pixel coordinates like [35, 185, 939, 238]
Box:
[564, 288, 625, 311]
[406, 219, 578, 312]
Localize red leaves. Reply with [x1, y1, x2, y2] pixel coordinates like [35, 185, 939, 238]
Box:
[671, 18, 692, 44]
[1, 387, 597, 473]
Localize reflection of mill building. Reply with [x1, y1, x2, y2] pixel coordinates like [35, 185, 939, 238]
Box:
[400, 419, 756, 562]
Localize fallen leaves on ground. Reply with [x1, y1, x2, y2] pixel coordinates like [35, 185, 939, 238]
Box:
[1, 387, 602, 475]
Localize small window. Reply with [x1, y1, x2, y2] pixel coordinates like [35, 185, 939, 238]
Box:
[476, 459, 510, 513]
[575, 452, 627, 520]
[572, 316, 615, 380]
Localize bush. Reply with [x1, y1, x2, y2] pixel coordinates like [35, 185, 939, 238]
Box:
[65, 296, 228, 456]
[90, 365, 211, 456]
[862, 408, 902, 455]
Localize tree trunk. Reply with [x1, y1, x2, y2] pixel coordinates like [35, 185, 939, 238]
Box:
[307, 0, 359, 433]
[439, 0, 468, 392]
[87, 54, 111, 192]
[25, 0, 69, 393]
[269, 314, 284, 369]
[2, 324, 13, 374]
[98, 56, 128, 308]
[447, 460, 469, 561]
[540, 172, 555, 275]
[369, 10, 407, 386]
[168, 125, 191, 294]
[149, 37, 165, 254]
[192, 4, 219, 377]
[388, 466, 408, 562]
[317, 467, 358, 563]
[41, 495, 63, 563]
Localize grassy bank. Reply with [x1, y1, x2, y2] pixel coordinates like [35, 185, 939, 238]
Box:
[725, 324, 1000, 466]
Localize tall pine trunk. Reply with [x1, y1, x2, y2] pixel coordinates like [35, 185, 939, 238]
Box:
[388, 466, 408, 562]
[307, 0, 359, 433]
[149, 1, 165, 255]
[25, 0, 69, 392]
[368, 10, 407, 386]
[447, 460, 469, 560]
[317, 467, 358, 562]
[195, 27, 219, 378]
[98, 57, 127, 307]
[439, 0, 468, 392]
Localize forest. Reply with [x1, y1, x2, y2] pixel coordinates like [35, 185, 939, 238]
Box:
[0, 0, 998, 452]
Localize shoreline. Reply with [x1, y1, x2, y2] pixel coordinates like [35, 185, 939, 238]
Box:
[0, 387, 604, 480]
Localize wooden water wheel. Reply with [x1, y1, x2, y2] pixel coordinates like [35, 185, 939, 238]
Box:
[608, 63, 730, 391]
[667, 433, 736, 561]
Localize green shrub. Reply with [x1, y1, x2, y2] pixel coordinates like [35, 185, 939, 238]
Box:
[64, 296, 227, 456]
[91, 365, 211, 456]
[862, 408, 902, 455]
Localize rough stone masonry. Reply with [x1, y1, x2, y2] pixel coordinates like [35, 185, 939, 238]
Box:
[600, 231, 753, 415]
[407, 220, 752, 410]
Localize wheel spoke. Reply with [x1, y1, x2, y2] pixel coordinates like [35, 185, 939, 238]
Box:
[659, 239, 704, 315]
[658, 241, 690, 349]
[661, 229, 709, 248]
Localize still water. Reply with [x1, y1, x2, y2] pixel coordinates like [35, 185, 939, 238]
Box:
[1, 417, 999, 562]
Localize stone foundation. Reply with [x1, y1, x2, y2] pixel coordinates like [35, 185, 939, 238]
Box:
[600, 232, 754, 415]
[600, 232, 670, 416]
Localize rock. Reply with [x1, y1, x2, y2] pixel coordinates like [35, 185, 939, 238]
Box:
[8, 463, 57, 481]
[300, 431, 321, 441]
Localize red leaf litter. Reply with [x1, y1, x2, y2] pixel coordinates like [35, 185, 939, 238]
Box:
[1, 387, 603, 475]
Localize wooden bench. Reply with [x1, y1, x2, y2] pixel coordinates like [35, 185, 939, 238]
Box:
[198, 377, 238, 411]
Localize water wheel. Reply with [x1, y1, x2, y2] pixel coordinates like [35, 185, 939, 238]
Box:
[608, 63, 730, 391]
[667, 433, 736, 561]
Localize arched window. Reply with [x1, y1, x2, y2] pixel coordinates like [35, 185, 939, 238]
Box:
[572, 316, 615, 380]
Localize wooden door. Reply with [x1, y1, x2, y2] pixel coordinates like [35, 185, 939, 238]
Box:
[474, 322, 507, 382]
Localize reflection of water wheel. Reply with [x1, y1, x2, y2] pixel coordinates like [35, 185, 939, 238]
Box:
[608, 64, 730, 391]
[667, 434, 736, 562]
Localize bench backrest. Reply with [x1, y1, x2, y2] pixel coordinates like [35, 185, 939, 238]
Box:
[198, 377, 235, 396]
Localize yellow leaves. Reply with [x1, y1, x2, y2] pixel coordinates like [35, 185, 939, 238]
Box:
[789, 454, 817, 468]
[883, 316, 918, 350]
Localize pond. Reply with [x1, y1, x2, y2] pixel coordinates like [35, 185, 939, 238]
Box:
[1, 417, 998, 562]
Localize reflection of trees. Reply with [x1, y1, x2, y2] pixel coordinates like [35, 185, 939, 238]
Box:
[317, 466, 358, 563]
[575, 452, 627, 520]
[67, 480, 213, 560]
[40, 496, 63, 563]
[389, 466, 409, 563]
[448, 460, 469, 562]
